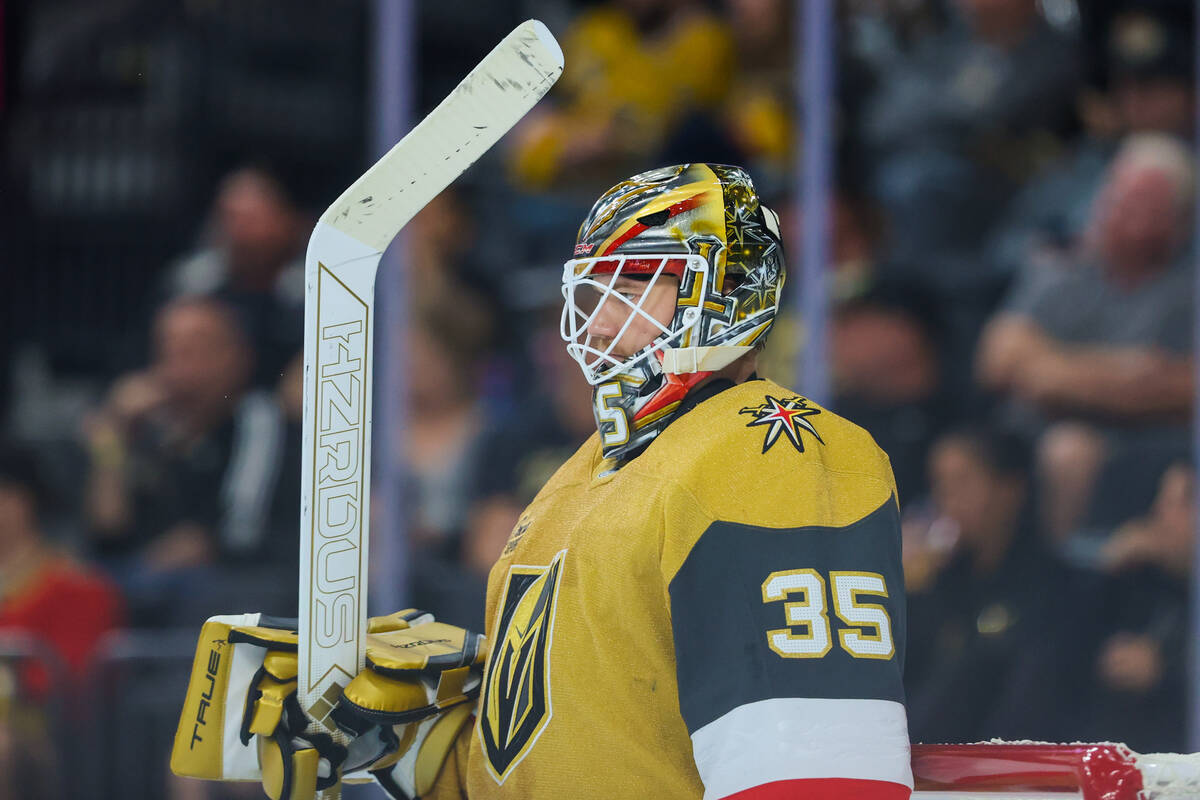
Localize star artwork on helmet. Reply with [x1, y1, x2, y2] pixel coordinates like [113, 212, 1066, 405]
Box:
[737, 264, 778, 318]
[726, 203, 754, 248]
[724, 196, 762, 264]
[739, 394, 825, 454]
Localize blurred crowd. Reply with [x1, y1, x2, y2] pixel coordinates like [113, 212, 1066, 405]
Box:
[1, 0, 1198, 795]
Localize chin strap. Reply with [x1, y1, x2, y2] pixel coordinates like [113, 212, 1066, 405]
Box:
[660, 345, 753, 374]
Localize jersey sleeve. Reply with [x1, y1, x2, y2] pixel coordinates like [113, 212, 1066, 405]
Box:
[667, 497, 912, 800]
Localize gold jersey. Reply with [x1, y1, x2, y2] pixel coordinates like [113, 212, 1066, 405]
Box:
[430, 378, 911, 799]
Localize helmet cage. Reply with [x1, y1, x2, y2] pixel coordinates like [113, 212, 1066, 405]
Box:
[560, 253, 710, 386]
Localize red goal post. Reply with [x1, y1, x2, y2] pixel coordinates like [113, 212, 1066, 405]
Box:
[911, 742, 1200, 799]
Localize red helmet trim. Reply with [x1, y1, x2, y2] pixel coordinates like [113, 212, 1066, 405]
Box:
[597, 193, 708, 257]
[585, 257, 689, 279]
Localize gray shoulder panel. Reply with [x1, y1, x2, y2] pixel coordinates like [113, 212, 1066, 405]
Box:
[668, 497, 906, 734]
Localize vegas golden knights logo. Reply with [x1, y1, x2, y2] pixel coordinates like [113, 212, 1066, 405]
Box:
[480, 550, 566, 784]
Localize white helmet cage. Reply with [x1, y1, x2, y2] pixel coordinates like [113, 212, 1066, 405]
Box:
[560, 252, 710, 386]
[561, 227, 783, 385]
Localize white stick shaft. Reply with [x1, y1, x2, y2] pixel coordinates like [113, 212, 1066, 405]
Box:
[299, 224, 382, 799]
[298, 224, 380, 738]
[295, 19, 562, 799]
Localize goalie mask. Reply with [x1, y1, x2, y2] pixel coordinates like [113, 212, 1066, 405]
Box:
[561, 163, 786, 462]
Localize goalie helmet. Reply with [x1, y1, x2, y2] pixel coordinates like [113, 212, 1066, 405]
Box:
[561, 163, 786, 462]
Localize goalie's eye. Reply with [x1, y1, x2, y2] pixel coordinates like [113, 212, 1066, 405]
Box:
[608, 277, 649, 301]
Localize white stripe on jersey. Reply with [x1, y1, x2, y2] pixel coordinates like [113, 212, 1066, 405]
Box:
[690, 697, 913, 799]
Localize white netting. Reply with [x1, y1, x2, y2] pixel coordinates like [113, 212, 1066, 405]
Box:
[1137, 752, 1200, 798]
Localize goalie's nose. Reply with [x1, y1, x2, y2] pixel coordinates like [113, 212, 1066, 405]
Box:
[584, 295, 624, 344]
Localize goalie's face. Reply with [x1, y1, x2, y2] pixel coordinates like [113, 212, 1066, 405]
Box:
[561, 255, 694, 385]
[586, 274, 679, 357]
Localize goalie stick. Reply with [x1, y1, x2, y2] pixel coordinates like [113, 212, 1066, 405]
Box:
[298, 20, 562, 798]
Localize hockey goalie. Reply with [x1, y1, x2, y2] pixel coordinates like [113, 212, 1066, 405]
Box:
[170, 161, 914, 799]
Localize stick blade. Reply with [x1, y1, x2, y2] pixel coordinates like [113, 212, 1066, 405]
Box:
[319, 19, 564, 251]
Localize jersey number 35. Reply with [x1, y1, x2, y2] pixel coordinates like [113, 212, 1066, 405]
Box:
[761, 569, 894, 660]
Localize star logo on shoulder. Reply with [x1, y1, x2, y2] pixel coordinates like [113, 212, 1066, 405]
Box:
[739, 395, 824, 454]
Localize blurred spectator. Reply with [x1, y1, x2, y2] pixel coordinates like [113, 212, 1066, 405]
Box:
[409, 190, 497, 359]
[405, 314, 489, 554]
[462, 321, 596, 579]
[401, 311, 495, 630]
[845, 0, 948, 65]
[1107, 9, 1195, 140]
[905, 427, 1087, 743]
[1082, 463, 1194, 753]
[509, 0, 735, 192]
[0, 442, 122, 693]
[829, 280, 948, 501]
[82, 297, 293, 624]
[0, 442, 122, 800]
[0, 673, 58, 800]
[759, 188, 888, 387]
[861, 0, 1080, 262]
[719, 0, 792, 180]
[163, 165, 308, 389]
[977, 133, 1194, 541]
[984, 9, 1195, 284]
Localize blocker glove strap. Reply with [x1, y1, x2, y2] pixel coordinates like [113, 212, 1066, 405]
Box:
[333, 617, 485, 729]
[331, 613, 487, 799]
[229, 622, 350, 799]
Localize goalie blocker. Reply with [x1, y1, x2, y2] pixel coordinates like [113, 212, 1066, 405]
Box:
[171, 610, 486, 800]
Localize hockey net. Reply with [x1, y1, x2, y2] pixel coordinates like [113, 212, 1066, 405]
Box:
[911, 742, 1200, 800]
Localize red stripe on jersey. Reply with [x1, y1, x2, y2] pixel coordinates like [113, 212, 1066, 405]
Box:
[721, 777, 912, 800]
